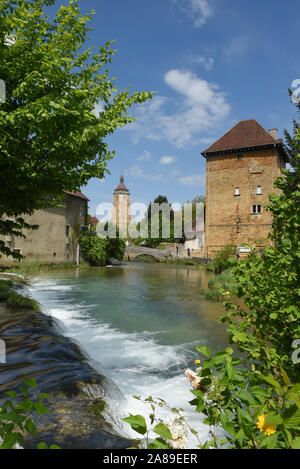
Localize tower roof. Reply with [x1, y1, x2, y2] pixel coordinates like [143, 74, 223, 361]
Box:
[202, 119, 288, 160]
[114, 175, 130, 194]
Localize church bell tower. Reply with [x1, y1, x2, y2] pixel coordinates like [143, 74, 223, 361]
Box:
[112, 175, 131, 237]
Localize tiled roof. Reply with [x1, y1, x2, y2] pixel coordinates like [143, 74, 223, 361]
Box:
[89, 216, 99, 227]
[63, 190, 89, 201]
[202, 119, 284, 155]
[114, 176, 129, 193]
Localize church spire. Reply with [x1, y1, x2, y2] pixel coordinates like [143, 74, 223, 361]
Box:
[114, 174, 129, 194]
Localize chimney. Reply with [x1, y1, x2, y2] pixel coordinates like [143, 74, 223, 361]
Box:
[268, 128, 278, 140]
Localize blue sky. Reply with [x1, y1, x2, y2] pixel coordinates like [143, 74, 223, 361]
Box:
[52, 0, 299, 216]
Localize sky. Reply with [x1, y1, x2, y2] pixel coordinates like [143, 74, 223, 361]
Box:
[50, 0, 299, 217]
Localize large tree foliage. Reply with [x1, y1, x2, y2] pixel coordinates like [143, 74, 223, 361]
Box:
[0, 0, 152, 258]
[284, 89, 300, 168]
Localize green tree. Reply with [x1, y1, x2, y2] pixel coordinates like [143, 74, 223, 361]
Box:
[79, 233, 108, 266]
[144, 195, 183, 247]
[0, 0, 152, 259]
[284, 89, 300, 168]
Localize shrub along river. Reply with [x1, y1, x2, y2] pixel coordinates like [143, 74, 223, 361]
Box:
[0, 262, 229, 448]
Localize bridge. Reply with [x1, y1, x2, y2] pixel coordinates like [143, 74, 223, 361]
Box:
[125, 246, 175, 261]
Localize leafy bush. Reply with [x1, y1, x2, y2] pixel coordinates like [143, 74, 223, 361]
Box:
[190, 346, 300, 449]
[124, 347, 300, 450]
[79, 233, 109, 266]
[200, 269, 239, 301]
[107, 236, 126, 261]
[206, 244, 237, 274]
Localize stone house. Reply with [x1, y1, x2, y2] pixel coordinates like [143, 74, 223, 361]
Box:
[201, 119, 288, 258]
[2, 191, 89, 264]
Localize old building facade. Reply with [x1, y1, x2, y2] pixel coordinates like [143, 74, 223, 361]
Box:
[202, 119, 287, 257]
[2, 191, 89, 264]
[112, 176, 131, 237]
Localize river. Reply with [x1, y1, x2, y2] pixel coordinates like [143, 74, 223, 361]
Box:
[1, 262, 229, 448]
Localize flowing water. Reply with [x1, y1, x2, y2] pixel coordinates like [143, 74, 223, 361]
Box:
[23, 262, 229, 448]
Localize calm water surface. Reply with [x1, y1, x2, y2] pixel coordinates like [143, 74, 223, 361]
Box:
[28, 262, 229, 447]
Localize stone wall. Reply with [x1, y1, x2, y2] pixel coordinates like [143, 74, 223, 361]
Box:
[1, 194, 87, 265]
[204, 148, 285, 257]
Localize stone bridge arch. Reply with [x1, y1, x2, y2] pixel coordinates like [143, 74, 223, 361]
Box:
[125, 246, 174, 262]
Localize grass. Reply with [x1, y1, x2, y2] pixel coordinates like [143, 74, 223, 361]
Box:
[0, 279, 40, 312]
[200, 268, 239, 301]
[8, 260, 90, 282]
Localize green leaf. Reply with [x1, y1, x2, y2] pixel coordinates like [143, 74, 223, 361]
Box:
[153, 423, 173, 440]
[25, 377, 37, 389]
[37, 442, 48, 449]
[214, 352, 230, 360]
[264, 412, 283, 426]
[122, 414, 147, 435]
[225, 360, 235, 380]
[5, 391, 17, 399]
[196, 346, 211, 358]
[38, 393, 52, 400]
[280, 366, 291, 386]
[260, 433, 278, 449]
[260, 374, 281, 389]
[0, 432, 18, 449]
[34, 402, 50, 417]
[291, 437, 300, 449]
[148, 438, 171, 449]
[236, 389, 256, 406]
[25, 418, 38, 436]
[283, 405, 300, 429]
[220, 413, 236, 436]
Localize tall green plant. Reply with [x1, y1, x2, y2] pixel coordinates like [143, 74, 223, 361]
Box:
[0, 374, 59, 449]
[0, 0, 152, 259]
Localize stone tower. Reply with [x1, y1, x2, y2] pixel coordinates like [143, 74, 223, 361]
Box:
[201, 119, 288, 258]
[112, 175, 131, 237]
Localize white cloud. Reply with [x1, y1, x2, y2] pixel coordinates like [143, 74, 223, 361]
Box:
[189, 55, 214, 70]
[131, 165, 163, 181]
[137, 150, 151, 162]
[173, 0, 214, 28]
[128, 69, 230, 148]
[222, 36, 249, 63]
[178, 174, 206, 187]
[159, 156, 176, 165]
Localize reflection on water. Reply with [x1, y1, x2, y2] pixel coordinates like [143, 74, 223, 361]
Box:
[24, 262, 229, 448]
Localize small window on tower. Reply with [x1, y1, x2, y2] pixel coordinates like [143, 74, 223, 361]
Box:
[235, 187, 240, 196]
[252, 205, 262, 214]
[257, 185, 262, 195]
[237, 153, 243, 161]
